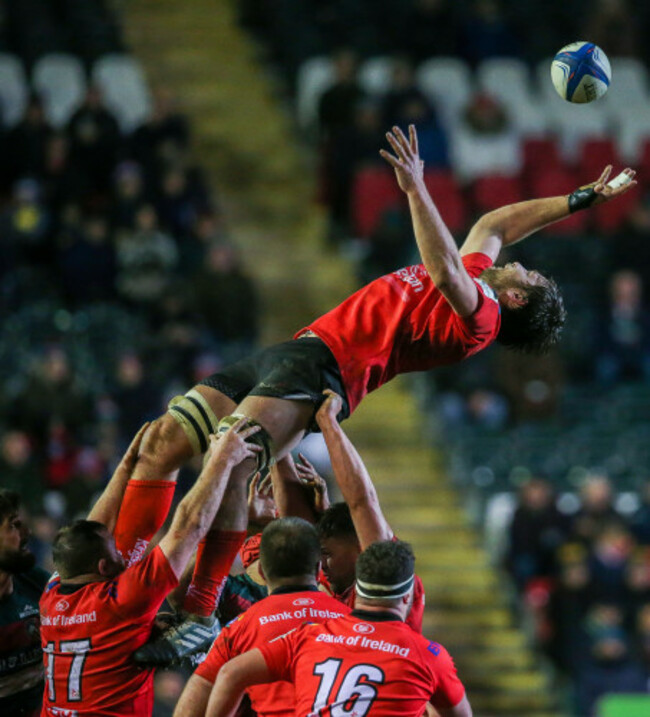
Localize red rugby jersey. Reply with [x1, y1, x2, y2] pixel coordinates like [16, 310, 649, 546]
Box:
[196, 586, 350, 717]
[39, 546, 177, 716]
[260, 610, 465, 716]
[298, 253, 499, 413]
[318, 573, 425, 634]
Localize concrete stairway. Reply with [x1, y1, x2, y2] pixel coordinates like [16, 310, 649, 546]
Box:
[124, 1, 563, 714]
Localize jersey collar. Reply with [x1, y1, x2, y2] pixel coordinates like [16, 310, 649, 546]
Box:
[351, 609, 403, 623]
[270, 584, 320, 596]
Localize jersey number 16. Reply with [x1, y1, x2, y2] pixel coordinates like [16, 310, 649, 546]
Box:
[312, 657, 385, 716]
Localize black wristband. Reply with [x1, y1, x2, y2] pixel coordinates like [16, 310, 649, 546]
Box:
[568, 186, 598, 213]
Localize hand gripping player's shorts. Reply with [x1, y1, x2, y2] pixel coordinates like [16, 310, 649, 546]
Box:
[199, 337, 350, 432]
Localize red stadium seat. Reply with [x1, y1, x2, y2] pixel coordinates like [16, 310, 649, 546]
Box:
[471, 174, 524, 214]
[577, 138, 620, 187]
[530, 167, 587, 235]
[639, 139, 650, 189]
[521, 138, 563, 187]
[422, 169, 468, 235]
[593, 180, 640, 234]
[351, 166, 402, 237]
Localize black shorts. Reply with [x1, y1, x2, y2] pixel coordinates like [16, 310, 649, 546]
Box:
[199, 337, 350, 432]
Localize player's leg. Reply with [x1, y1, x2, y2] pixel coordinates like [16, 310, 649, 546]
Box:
[113, 389, 238, 563]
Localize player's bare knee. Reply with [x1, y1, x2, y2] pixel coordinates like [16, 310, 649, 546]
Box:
[139, 415, 192, 473]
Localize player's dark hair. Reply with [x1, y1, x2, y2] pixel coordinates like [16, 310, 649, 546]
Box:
[52, 520, 111, 579]
[260, 517, 321, 580]
[497, 277, 566, 355]
[318, 502, 357, 541]
[0, 489, 20, 524]
[356, 540, 415, 595]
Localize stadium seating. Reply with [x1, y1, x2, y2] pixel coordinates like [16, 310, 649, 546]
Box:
[92, 54, 152, 132]
[471, 174, 525, 214]
[415, 57, 473, 128]
[422, 169, 467, 236]
[32, 53, 86, 128]
[0, 53, 29, 126]
[350, 165, 402, 237]
[358, 56, 394, 96]
[295, 55, 333, 130]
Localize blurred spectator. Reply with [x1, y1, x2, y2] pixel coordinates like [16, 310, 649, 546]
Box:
[630, 481, 650, 545]
[62, 446, 106, 519]
[380, 58, 449, 168]
[112, 352, 161, 442]
[131, 88, 190, 178]
[9, 346, 93, 445]
[116, 204, 179, 307]
[193, 242, 259, 363]
[179, 210, 227, 274]
[506, 478, 569, 591]
[450, 93, 522, 185]
[587, 524, 635, 605]
[41, 133, 84, 212]
[458, 0, 520, 66]
[58, 214, 117, 306]
[358, 206, 412, 283]
[156, 166, 201, 238]
[0, 178, 51, 269]
[594, 270, 650, 384]
[67, 86, 121, 197]
[571, 475, 627, 545]
[575, 603, 647, 716]
[583, 0, 639, 58]
[400, 0, 459, 63]
[111, 161, 147, 231]
[6, 94, 52, 188]
[0, 431, 43, 514]
[153, 669, 189, 717]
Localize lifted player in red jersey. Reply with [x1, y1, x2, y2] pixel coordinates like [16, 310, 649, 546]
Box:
[206, 540, 472, 717]
[119, 126, 636, 657]
[39, 420, 261, 717]
[174, 517, 351, 717]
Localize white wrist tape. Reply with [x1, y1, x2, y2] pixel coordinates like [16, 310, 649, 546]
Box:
[607, 172, 632, 190]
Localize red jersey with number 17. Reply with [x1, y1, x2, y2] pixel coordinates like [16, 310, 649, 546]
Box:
[299, 252, 499, 413]
[39, 546, 178, 716]
[260, 610, 466, 716]
[196, 586, 350, 716]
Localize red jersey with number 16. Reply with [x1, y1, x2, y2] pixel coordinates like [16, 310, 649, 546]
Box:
[196, 586, 350, 716]
[299, 252, 499, 413]
[39, 546, 178, 716]
[260, 610, 466, 716]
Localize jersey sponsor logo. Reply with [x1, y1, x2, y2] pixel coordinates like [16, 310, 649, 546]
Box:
[352, 622, 375, 635]
[427, 641, 441, 656]
[55, 600, 70, 612]
[474, 278, 498, 304]
[19, 603, 40, 619]
[292, 597, 315, 607]
[393, 266, 425, 294]
[260, 606, 345, 626]
[42, 610, 97, 627]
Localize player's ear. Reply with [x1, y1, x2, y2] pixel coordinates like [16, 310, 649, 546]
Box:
[502, 287, 528, 308]
[98, 557, 110, 577]
[257, 561, 265, 581]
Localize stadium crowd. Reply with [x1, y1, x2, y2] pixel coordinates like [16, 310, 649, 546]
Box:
[2, 1, 650, 716]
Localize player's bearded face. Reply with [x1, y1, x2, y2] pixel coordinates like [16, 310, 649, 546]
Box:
[0, 515, 36, 574]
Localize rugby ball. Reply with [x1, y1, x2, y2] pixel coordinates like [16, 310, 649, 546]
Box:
[551, 42, 611, 103]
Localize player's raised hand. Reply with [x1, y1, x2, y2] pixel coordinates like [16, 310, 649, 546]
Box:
[207, 418, 262, 468]
[296, 453, 330, 514]
[316, 389, 344, 427]
[248, 471, 278, 526]
[380, 124, 425, 195]
[593, 165, 637, 203]
[112, 422, 149, 482]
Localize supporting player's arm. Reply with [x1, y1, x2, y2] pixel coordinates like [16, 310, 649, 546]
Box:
[460, 165, 637, 261]
[86, 422, 149, 531]
[316, 390, 393, 548]
[159, 420, 262, 578]
[381, 125, 479, 317]
[173, 673, 213, 717]
[437, 694, 473, 717]
[270, 454, 321, 523]
[205, 649, 272, 717]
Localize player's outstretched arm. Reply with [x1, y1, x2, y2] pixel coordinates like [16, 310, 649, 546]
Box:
[173, 673, 213, 717]
[86, 422, 149, 531]
[316, 390, 393, 549]
[206, 649, 271, 717]
[437, 694, 473, 717]
[460, 165, 637, 261]
[381, 125, 479, 317]
[159, 420, 262, 579]
[270, 454, 320, 523]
